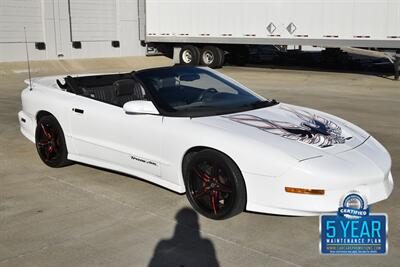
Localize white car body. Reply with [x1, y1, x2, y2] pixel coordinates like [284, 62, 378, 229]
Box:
[18, 73, 394, 216]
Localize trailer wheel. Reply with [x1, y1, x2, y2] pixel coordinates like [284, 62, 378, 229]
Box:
[200, 46, 225, 68]
[179, 45, 200, 65]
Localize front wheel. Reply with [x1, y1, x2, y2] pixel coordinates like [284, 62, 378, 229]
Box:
[183, 149, 246, 220]
[35, 115, 72, 168]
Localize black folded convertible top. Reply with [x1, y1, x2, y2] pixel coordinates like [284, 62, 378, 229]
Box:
[58, 72, 135, 95]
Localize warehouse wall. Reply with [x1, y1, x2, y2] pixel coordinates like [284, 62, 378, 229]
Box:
[0, 0, 145, 62]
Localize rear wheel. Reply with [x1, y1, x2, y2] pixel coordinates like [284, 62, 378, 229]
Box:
[179, 45, 200, 65]
[35, 115, 71, 168]
[200, 46, 225, 68]
[183, 149, 246, 220]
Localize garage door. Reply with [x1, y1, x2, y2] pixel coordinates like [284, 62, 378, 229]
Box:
[69, 0, 117, 41]
[0, 0, 44, 43]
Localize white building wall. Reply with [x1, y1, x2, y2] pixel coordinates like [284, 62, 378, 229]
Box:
[0, 0, 145, 62]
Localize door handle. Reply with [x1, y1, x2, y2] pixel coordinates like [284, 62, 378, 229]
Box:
[72, 108, 84, 114]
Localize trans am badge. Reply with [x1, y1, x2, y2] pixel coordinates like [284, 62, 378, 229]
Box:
[224, 106, 347, 148]
[320, 191, 388, 255]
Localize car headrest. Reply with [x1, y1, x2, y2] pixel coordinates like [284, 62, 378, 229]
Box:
[113, 79, 135, 96]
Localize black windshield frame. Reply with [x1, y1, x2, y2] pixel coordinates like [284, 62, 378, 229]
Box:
[134, 66, 278, 117]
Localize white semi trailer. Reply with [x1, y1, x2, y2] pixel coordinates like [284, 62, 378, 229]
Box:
[138, 0, 400, 78]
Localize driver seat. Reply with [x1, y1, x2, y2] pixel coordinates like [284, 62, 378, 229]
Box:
[112, 79, 144, 107]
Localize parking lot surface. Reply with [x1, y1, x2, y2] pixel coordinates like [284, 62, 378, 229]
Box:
[1, 57, 399, 267]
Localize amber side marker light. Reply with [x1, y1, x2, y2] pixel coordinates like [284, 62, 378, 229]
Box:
[285, 187, 325, 195]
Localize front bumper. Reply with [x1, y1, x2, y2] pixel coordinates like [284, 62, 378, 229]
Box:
[245, 172, 393, 216]
[244, 137, 394, 216]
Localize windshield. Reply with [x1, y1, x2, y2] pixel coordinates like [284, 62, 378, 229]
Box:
[135, 66, 277, 117]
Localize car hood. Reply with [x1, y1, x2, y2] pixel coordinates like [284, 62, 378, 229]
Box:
[193, 103, 370, 160]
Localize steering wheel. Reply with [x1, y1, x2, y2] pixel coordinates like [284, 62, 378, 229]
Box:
[197, 88, 218, 102]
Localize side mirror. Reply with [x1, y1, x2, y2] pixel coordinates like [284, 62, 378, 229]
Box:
[123, 100, 159, 115]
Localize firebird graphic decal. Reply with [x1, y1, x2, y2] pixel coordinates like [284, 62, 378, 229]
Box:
[224, 106, 348, 148]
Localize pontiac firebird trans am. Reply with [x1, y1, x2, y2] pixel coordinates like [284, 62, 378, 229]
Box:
[18, 66, 393, 219]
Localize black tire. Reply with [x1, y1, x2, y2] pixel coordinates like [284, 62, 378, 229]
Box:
[35, 115, 72, 168]
[183, 149, 246, 220]
[179, 45, 200, 65]
[200, 46, 225, 68]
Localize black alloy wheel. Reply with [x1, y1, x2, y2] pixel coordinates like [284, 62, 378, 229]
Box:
[35, 115, 71, 168]
[184, 149, 246, 220]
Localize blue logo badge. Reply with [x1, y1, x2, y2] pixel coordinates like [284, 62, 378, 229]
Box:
[338, 192, 369, 219]
[320, 191, 388, 255]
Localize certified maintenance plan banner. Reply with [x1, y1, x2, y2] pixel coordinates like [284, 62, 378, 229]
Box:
[320, 214, 387, 254]
[320, 192, 388, 255]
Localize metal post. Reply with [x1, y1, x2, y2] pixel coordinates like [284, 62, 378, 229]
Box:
[394, 55, 400, 81]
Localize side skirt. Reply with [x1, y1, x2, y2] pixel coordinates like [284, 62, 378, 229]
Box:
[68, 153, 186, 193]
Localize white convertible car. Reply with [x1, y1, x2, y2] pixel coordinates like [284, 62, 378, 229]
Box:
[18, 66, 393, 219]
